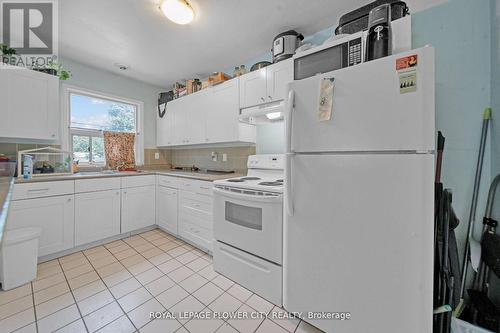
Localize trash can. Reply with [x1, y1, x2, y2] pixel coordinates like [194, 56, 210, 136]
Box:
[0, 227, 41, 290]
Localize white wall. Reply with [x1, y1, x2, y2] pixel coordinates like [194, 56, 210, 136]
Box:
[59, 57, 164, 148]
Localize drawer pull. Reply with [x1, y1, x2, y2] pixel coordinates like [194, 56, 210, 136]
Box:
[28, 188, 50, 192]
[199, 186, 211, 190]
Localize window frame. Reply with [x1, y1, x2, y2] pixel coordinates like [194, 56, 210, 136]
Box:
[62, 85, 144, 167]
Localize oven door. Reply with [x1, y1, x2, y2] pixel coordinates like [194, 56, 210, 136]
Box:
[213, 186, 283, 264]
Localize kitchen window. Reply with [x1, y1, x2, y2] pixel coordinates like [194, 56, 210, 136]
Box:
[66, 89, 143, 166]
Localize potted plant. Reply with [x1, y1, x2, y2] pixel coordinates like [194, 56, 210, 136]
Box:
[33, 60, 71, 80]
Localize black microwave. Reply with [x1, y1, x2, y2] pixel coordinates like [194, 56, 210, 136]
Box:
[293, 33, 365, 80]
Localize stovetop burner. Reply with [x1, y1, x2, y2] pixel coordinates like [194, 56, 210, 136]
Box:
[240, 177, 261, 180]
[259, 181, 283, 186]
[227, 179, 245, 183]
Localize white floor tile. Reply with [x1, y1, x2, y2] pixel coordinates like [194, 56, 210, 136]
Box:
[186, 257, 211, 272]
[167, 266, 194, 283]
[175, 251, 198, 265]
[215, 322, 239, 333]
[54, 319, 87, 333]
[83, 301, 124, 332]
[13, 322, 37, 333]
[245, 294, 274, 314]
[208, 292, 242, 314]
[0, 284, 32, 307]
[192, 282, 224, 306]
[0, 308, 35, 333]
[145, 276, 175, 296]
[169, 296, 204, 324]
[77, 289, 114, 316]
[0, 295, 33, 321]
[211, 275, 234, 291]
[72, 279, 107, 302]
[227, 284, 252, 302]
[109, 277, 141, 299]
[148, 253, 173, 266]
[157, 259, 183, 274]
[34, 282, 70, 305]
[156, 285, 189, 309]
[102, 270, 132, 288]
[228, 304, 265, 333]
[127, 298, 165, 329]
[198, 265, 218, 281]
[255, 319, 290, 333]
[139, 317, 181, 333]
[37, 304, 81, 333]
[95, 315, 135, 333]
[185, 314, 224, 333]
[117, 287, 152, 312]
[35, 292, 74, 319]
[178, 274, 208, 293]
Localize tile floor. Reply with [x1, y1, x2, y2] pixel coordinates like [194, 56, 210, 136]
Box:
[0, 229, 323, 333]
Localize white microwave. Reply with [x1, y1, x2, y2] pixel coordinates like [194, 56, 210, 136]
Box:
[293, 15, 411, 80]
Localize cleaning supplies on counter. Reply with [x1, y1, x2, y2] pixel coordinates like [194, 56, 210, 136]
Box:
[22, 155, 33, 180]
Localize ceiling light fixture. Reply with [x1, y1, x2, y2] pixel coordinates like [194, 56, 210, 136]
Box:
[160, 0, 195, 25]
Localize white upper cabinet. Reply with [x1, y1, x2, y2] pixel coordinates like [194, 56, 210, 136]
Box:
[266, 59, 294, 102]
[205, 79, 240, 143]
[157, 79, 255, 147]
[157, 102, 175, 146]
[239, 68, 268, 109]
[239, 59, 293, 109]
[0, 67, 59, 140]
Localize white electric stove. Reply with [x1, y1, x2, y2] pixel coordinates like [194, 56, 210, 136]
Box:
[213, 154, 284, 305]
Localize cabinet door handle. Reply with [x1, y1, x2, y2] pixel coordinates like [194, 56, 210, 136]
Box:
[199, 186, 210, 190]
[268, 95, 273, 100]
[261, 97, 265, 102]
[67, 198, 72, 202]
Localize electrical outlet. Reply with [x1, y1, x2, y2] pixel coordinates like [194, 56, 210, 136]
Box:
[211, 152, 217, 162]
[154, 152, 160, 160]
[222, 153, 227, 162]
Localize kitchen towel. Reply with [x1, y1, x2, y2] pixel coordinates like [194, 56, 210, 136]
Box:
[103, 131, 136, 170]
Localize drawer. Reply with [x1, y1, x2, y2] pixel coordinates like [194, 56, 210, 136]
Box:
[213, 241, 282, 305]
[179, 219, 212, 251]
[157, 175, 180, 189]
[75, 177, 121, 193]
[180, 196, 212, 215]
[180, 190, 212, 206]
[12, 180, 74, 200]
[178, 179, 213, 195]
[121, 175, 156, 188]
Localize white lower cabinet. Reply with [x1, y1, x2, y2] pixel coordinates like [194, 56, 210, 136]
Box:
[121, 185, 156, 233]
[7, 195, 75, 257]
[75, 190, 121, 246]
[156, 185, 178, 235]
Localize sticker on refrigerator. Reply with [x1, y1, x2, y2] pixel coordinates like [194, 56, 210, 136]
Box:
[396, 54, 418, 70]
[318, 78, 334, 121]
[399, 70, 417, 94]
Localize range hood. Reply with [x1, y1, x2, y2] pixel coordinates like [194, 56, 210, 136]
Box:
[239, 100, 284, 124]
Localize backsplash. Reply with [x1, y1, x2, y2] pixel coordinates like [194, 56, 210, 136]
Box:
[143, 146, 256, 173]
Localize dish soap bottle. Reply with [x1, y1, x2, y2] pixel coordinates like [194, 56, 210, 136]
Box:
[23, 155, 33, 180]
[239, 65, 247, 75]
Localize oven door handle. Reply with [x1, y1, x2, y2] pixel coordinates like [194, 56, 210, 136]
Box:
[213, 187, 283, 203]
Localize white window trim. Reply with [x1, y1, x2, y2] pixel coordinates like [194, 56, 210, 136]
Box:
[61, 84, 144, 166]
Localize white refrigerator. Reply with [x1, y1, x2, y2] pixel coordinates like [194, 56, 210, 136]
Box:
[283, 46, 435, 333]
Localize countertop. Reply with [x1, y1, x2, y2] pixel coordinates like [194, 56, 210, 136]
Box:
[0, 177, 14, 244]
[14, 169, 243, 184]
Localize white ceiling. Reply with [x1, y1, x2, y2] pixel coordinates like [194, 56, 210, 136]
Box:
[59, 0, 447, 88]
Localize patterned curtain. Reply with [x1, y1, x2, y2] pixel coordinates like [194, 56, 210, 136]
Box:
[103, 131, 136, 170]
